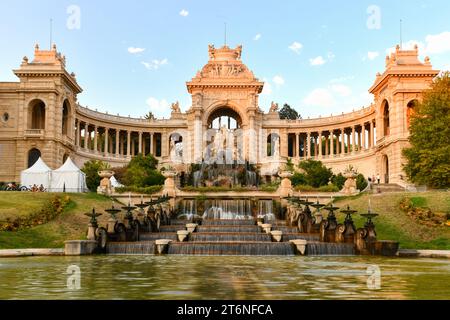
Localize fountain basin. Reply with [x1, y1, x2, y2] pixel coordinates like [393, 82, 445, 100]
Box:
[155, 239, 173, 254]
[289, 239, 307, 255]
[177, 230, 190, 242]
[373, 240, 399, 256]
[186, 223, 198, 233]
[270, 230, 283, 242]
[261, 224, 272, 234]
[65, 240, 98, 256]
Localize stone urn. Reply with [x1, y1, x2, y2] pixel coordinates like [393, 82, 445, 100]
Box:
[341, 168, 359, 195]
[97, 170, 115, 195]
[261, 223, 272, 234]
[177, 230, 190, 242]
[270, 230, 283, 242]
[277, 171, 294, 198]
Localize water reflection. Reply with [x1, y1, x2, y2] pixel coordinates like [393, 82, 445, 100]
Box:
[0, 256, 449, 300]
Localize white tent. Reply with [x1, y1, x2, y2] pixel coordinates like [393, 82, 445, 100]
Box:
[50, 157, 87, 193]
[110, 175, 124, 188]
[20, 157, 52, 190]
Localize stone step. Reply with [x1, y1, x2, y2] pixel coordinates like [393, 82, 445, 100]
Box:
[197, 225, 261, 233]
[202, 219, 256, 226]
[190, 232, 272, 242]
[167, 242, 296, 255]
[159, 225, 187, 232]
[272, 226, 299, 233]
[106, 241, 155, 255]
[140, 233, 178, 241]
[282, 233, 320, 242]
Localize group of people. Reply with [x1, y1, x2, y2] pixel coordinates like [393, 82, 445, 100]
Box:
[5, 182, 46, 192]
[368, 174, 381, 185]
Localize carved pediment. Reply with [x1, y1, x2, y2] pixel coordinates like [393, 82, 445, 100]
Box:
[199, 62, 254, 79]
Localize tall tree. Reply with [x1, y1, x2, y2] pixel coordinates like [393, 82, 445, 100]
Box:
[402, 72, 450, 188]
[279, 103, 301, 120]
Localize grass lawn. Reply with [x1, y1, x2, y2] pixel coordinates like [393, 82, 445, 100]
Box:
[333, 191, 450, 249]
[0, 192, 116, 249]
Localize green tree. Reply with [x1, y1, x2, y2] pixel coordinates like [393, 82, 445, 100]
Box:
[331, 173, 346, 189]
[123, 154, 164, 187]
[144, 112, 156, 120]
[279, 104, 301, 120]
[81, 160, 110, 191]
[402, 72, 450, 188]
[298, 159, 333, 188]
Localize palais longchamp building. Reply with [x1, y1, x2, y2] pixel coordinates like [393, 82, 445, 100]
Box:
[0, 43, 440, 188]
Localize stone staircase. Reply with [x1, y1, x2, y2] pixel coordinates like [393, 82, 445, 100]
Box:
[371, 183, 405, 193]
[106, 218, 354, 256]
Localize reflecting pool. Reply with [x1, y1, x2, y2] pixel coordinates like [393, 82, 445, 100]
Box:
[0, 255, 449, 300]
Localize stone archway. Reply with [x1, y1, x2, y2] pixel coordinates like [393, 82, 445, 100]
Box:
[381, 100, 390, 137]
[406, 99, 419, 128]
[28, 99, 46, 130]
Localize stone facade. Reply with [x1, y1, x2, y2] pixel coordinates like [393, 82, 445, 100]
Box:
[0, 43, 439, 187]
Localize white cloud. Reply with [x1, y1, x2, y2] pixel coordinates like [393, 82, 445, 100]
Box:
[331, 84, 352, 97]
[141, 59, 168, 70]
[303, 88, 335, 107]
[128, 47, 145, 54]
[272, 75, 285, 86]
[367, 51, 379, 60]
[309, 56, 326, 66]
[179, 9, 189, 17]
[425, 31, 450, 54]
[146, 97, 170, 117]
[254, 34, 262, 41]
[288, 42, 303, 54]
[261, 78, 272, 95]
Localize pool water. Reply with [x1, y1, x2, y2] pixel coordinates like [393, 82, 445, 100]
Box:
[0, 255, 449, 300]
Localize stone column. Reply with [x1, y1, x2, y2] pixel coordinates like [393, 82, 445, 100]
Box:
[150, 133, 154, 155]
[84, 123, 88, 150]
[131, 137, 135, 156]
[325, 134, 329, 156]
[306, 132, 311, 159]
[318, 132, 323, 158]
[341, 128, 345, 155]
[104, 128, 109, 155]
[120, 132, 125, 155]
[115, 129, 120, 156]
[330, 130, 334, 156]
[138, 132, 143, 155]
[369, 121, 374, 148]
[351, 126, 356, 153]
[362, 124, 366, 150]
[296, 133, 300, 158]
[94, 126, 98, 153]
[127, 131, 131, 158]
[76, 120, 80, 146]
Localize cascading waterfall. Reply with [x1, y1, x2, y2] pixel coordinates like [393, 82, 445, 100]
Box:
[202, 199, 252, 220]
[258, 200, 275, 222]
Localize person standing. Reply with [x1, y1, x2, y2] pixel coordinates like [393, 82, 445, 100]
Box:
[376, 174, 380, 184]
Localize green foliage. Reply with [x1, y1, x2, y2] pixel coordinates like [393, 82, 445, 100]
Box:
[403, 72, 450, 188]
[285, 158, 295, 172]
[279, 103, 301, 120]
[294, 184, 339, 192]
[122, 154, 164, 187]
[0, 196, 70, 232]
[410, 196, 428, 208]
[115, 185, 162, 195]
[81, 160, 110, 191]
[331, 173, 346, 189]
[298, 159, 333, 188]
[356, 174, 368, 191]
[291, 173, 307, 186]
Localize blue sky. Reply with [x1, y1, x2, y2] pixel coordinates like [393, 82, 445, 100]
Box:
[1, 0, 450, 118]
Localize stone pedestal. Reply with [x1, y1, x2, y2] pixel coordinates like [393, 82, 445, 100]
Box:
[64, 240, 98, 256]
[87, 224, 97, 241]
[97, 170, 115, 195]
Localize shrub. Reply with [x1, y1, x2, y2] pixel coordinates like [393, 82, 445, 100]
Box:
[122, 154, 165, 187]
[81, 160, 110, 191]
[291, 173, 307, 186]
[356, 174, 368, 191]
[298, 159, 333, 188]
[332, 173, 346, 190]
[115, 185, 162, 195]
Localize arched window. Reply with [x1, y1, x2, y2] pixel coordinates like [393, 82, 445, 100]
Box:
[28, 148, 41, 168]
[382, 100, 390, 136]
[407, 99, 419, 128]
[267, 133, 280, 157]
[29, 99, 46, 129]
[62, 100, 70, 135]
